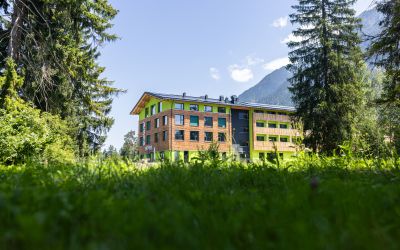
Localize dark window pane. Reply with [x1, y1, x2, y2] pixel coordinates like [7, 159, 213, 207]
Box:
[189, 104, 199, 111]
[218, 118, 226, 128]
[280, 124, 288, 129]
[204, 117, 213, 127]
[205, 132, 213, 142]
[175, 130, 184, 140]
[268, 123, 277, 128]
[217, 107, 226, 113]
[146, 121, 151, 131]
[190, 115, 199, 126]
[218, 132, 226, 142]
[256, 136, 265, 141]
[256, 122, 265, 127]
[190, 131, 199, 141]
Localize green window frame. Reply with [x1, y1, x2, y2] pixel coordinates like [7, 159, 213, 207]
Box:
[279, 124, 288, 129]
[269, 136, 277, 142]
[256, 135, 265, 141]
[268, 123, 277, 128]
[256, 122, 265, 127]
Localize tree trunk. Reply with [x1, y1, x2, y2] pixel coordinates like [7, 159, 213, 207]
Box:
[8, 0, 26, 60]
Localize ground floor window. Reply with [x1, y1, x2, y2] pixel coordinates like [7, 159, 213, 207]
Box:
[160, 151, 165, 160]
[174, 151, 180, 161]
[259, 152, 265, 160]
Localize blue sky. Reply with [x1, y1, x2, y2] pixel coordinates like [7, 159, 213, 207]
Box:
[100, 0, 374, 149]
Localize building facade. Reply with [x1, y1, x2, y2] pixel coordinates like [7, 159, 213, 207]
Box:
[131, 92, 300, 162]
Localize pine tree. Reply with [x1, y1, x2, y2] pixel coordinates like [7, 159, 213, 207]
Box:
[287, 0, 366, 153]
[0, 0, 123, 156]
[368, 0, 400, 153]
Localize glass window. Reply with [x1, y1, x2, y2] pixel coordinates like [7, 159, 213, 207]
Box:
[146, 135, 151, 144]
[268, 123, 277, 128]
[267, 111, 276, 115]
[205, 132, 213, 142]
[269, 136, 277, 142]
[145, 107, 149, 117]
[280, 124, 288, 129]
[163, 131, 168, 141]
[254, 110, 264, 114]
[259, 152, 265, 160]
[218, 132, 226, 142]
[239, 112, 249, 120]
[175, 115, 184, 125]
[189, 104, 199, 111]
[280, 137, 288, 142]
[158, 102, 162, 112]
[278, 112, 286, 116]
[256, 122, 265, 127]
[175, 103, 184, 110]
[190, 131, 199, 141]
[217, 107, 226, 113]
[160, 151, 165, 160]
[256, 135, 265, 141]
[154, 118, 160, 128]
[139, 137, 143, 146]
[139, 123, 144, 132]
[146, 121, 151, 131]
[175, 130, 184, 140]
[163, 115, 168, 126]
[190, 115, 199, 126]
[218, 118, 226, 128]
[154, 133, 158, 143]
[204, 117, 213, 127]
[151, 105, 156, 115]
[204, 106, 213, 112]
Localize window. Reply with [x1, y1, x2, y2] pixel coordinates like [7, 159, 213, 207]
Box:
[175, 103, 184, 110]
[267, 111, 276, 115]
[146, 135, 151, 144]
[175, 130, 184, 140]
[154, 133, 159, 143]
[269, 136, 277, 142]
[218, 118, 226, 128]
[145, 107, 149, 117]
[190, 115, 199, 126]
[189, 104, 199, 111]
[146, 121, 151, 131]
[163, 131, 168, 141]
[158, 102, 162, 112]
[218, 132, 226, 142]
[280, 124, 288, 129]
[239, 112, 249, 120]
[256, 135, 265, 141]
[163, 115, 168, 126]
[139, 137, 144, 146]
[204, 117, 213, 127]
[151, 105, 156, 115]
[259, 152, 265, 160]
[278, 112, 286, 116]
[139, 123, 144, 132]
[217, 107, 226, 113]
[280, 137, 288, 142]
[268, 123, 277, 128]
[204, 106, 213, 112]
[205, 132, 213, 142]
[175, 115, 184, 125]
[154, 118, 160, 128]
[254, 110, 264, 114]
[160, 151, 165, 160]
[240, 142, 249, 147]
[190, 131, 199, 141]
[241, 127, 249, 133]
[256, 122, 265, 127]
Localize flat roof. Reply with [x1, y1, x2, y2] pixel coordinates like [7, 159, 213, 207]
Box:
[131, 92, 295, 115]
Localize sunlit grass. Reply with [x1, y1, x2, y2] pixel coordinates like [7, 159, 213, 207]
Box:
[0, 155, 399, 249]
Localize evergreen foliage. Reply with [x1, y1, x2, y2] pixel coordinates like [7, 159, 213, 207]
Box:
[0, 0, 122, 156]
[368, 0, 400, 153]
[287, 0, 367, 153]
[120, 130, 138, 161]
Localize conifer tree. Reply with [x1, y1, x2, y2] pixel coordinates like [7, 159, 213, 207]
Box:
[287, 0, 365, 153]
[368, 0, 400, 153]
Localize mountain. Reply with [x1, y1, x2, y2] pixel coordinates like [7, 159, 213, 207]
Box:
[238, 8, 381, 106]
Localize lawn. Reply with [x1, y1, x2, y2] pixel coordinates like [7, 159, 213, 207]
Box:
[0, 156, 399, 249]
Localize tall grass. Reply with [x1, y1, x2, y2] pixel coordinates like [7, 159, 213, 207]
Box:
[0, 154, 399, 249]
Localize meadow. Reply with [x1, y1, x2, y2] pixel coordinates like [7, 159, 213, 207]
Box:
[0, 154, 399, 250]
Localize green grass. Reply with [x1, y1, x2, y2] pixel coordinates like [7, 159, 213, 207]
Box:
[0, 156, 400, 249]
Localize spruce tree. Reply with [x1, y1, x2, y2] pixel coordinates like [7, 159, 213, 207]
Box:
[287, 0, 365, 153]
[368, 0, 400, 153]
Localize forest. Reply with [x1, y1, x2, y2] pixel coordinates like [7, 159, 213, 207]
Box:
[0, 0, 399, 249]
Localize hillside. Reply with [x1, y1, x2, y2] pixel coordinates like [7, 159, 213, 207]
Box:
[239, 8, 381, 106]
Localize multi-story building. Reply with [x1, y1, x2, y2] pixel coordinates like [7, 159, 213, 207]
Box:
[130, 92, 300, 162]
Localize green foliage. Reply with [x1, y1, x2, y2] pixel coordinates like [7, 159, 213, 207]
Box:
[0, 59, 76, 165]
[0, 155, 399, 249]
[120, 130, 138, 161]
[287, 0, 367, 153]
[193, 141, 222, 165]
[0, 0, 123, 156]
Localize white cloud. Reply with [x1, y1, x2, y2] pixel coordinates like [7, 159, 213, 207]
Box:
[272, 16, 289, 28]
[209, 67, 220, 80]
[228, 64, 254, 82]
[281, 33, 304, 44]
[263, 57, 290, 72]
[245, 55, 264, 66]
